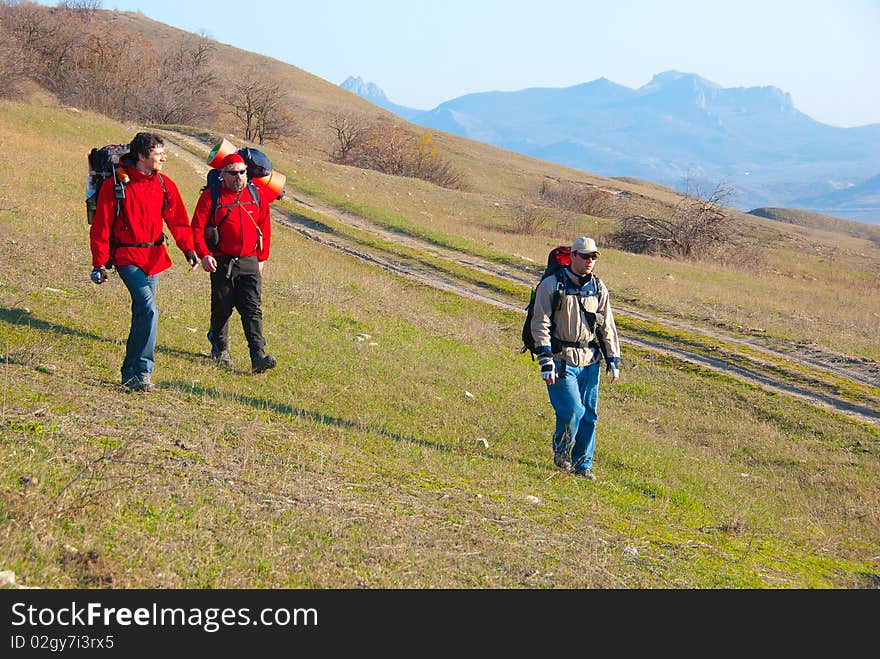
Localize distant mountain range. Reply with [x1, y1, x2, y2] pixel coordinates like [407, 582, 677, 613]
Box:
[341, 72, 880, 224]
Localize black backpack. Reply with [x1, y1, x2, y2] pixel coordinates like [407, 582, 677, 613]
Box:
[86, 144, 131, 225]
[520, 246, 571, 359]
[238, 147, 273, 179]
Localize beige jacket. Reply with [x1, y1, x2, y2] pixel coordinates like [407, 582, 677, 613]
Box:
[530, 269, 621, 367]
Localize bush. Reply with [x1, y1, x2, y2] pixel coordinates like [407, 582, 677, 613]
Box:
[330, 119, 466, 190]
[608, 179, 736, 259]
[538, 178, 612, 217]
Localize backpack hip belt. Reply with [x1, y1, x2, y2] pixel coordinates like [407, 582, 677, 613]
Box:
[110, 234, 166, 248]
[551, 338, 590, 350]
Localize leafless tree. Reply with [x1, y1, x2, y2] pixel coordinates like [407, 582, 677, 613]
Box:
[147, 42, 218, 124]
[223, 79, 287, 144]
[328, 112, 368, 162]
[0, 4, 28, 97]
[608, 178, 737, 259]
[71, 28, 151, 119]
[253, 83, 288, 144]
[57, 0, 101, 20]
[1, 1, 70, 83]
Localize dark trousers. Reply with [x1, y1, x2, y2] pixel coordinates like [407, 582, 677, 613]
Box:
[209, 256, 266, 363]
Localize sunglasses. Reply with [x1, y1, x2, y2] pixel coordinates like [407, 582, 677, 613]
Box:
[575, 251, 598, 260]
[224, 169, 248, 176]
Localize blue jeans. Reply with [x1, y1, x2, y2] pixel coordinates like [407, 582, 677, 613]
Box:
[547, 360, 601, 470]
[117, 265, 159, 384]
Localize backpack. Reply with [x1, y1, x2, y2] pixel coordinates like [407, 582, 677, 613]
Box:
[86, 144, 131, 225]
[238, 147, 273, 179]
[520, 246, 571, 359]
[86, 144, 167, 267]
[520, 246, 610, 364]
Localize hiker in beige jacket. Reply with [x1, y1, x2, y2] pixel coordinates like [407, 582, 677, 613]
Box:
[530, 236, 621, 480]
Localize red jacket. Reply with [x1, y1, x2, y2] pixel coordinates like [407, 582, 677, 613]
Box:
[89, 166, 193, 276]
[191, 183, 271, 261]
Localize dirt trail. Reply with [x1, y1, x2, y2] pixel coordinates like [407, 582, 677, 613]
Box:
[162, 132, 880, 427]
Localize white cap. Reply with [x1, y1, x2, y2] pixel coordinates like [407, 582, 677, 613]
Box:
[571, 236, 600, 255]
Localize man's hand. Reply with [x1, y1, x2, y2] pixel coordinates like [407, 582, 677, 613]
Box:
[538, 354, 556, 386]
[90, 266, 108, 285]
[201, 255, 217, 273]
[185, 250, 199, 271]
[607, 364, 620, 384]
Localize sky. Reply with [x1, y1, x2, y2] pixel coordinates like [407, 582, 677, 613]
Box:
[72, 0, 880, 127]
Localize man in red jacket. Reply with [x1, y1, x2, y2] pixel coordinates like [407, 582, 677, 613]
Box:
[191, 153, 276, 374]
[90, 132, 198, 392]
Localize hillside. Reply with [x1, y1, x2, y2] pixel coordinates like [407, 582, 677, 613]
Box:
[1, 7, 879, 591]
[749, 207, 880, 243]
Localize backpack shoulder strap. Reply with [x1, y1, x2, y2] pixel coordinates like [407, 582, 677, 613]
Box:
[156, 172, 168, 213]
[247, 182, 260, 209]
[592, 274, 605, 300]
[206, 174, 222, 226]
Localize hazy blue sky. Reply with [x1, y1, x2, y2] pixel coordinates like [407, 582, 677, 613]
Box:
[85, 0, 880, 127]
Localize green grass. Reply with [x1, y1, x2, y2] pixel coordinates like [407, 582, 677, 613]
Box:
[1, 101, 879, 589]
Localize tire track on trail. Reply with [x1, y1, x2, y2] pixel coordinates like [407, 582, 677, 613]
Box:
[161, 131, 879, 427]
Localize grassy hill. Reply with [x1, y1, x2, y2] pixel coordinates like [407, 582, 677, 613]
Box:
[749, 206, 880, 244]
[1, 8, 879, 589]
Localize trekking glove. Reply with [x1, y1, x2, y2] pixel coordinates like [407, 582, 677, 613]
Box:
[538, 354, 556, 385]
[90, 266, 108, 285]
[185, 250, 198, 269]
[607, 364, 620, 382]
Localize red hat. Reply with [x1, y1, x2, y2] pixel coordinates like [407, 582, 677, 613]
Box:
[221, 153, 245, 169]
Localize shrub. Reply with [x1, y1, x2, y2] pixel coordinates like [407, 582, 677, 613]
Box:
[330, 119, 466, 190]
[608, 179, 736, 260]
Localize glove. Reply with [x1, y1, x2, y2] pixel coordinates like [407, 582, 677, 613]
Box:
[185, 251, 198, 269]
[607, 364, 620, 382]
[90, 266, 108, 285]
[538, 354, 556, 385]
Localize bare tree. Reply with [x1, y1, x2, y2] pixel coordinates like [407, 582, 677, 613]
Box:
[0, 3, 29, 97]
[71, 28, 152, 119]
[609, 178, 737, 259]
[328, 112, 368, 162]
[253, 83, 287, 144]
[223, 79, 287, 144]
[57, 0, 101, 20]
[1, 1, 70, 82]
[147, 42, 218, 124]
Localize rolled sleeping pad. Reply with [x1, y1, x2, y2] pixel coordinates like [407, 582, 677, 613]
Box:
[208, 138, 237, 168]
[251, 170, 286, 203]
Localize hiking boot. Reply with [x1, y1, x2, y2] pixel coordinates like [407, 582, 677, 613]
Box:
[553, 452, 573, 472]
[210, 349, 235, 369]
[251, 354, 276, 374]
[122, 376, 153, 393]
[573, 468, 596, 481]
